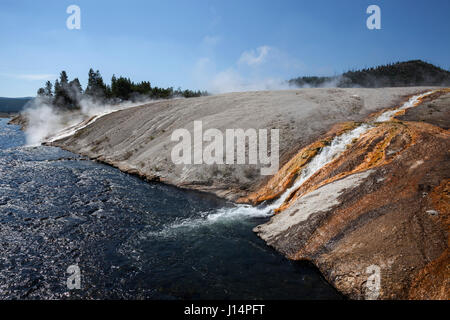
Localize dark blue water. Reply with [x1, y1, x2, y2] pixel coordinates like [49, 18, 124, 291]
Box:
[0, 118, 341, 299]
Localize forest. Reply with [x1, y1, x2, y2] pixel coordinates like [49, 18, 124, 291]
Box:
[37, 69, 207, 110]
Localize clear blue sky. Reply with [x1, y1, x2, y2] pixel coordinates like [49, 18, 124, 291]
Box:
[1, 0, 449, 97]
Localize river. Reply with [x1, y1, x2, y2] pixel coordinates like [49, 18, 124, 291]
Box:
[0, 118, 340, 299]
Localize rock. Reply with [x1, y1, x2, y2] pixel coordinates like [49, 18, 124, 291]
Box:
[47, 86, 449, 299]
[253, 90, 450, 299]
[8, 114, 28, 129]
[397, 91, 450, 129]
[50, 87, 432, 201]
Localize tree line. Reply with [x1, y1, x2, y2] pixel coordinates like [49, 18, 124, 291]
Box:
[37, 69, 207, 109]
[288, 60, 450, 88]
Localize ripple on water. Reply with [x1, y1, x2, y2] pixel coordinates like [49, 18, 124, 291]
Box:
[0, 118, 341, 299]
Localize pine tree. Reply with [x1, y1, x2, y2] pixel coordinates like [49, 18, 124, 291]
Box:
[85, 68, 107, 100]
[114, 76, 133, 100]
[69, 78, 83, 96]
[60, 71, 69, 85]
[51, 71, 81, 109]
[111, 74, 118, 97]
[44, 81, 53, 96]
[54, 79, 61, 97]
[37, 88, 46, 96]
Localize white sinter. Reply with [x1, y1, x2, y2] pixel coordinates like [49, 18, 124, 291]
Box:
[202, 90, 436, 223]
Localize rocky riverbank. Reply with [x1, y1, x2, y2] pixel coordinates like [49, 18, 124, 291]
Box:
[41, 87, 448, 299]
[252, 89, 450, 299]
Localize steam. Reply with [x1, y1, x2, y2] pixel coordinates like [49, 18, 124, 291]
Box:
[22, 96, 152, 146]
[204, 72, 344, 93]
[209, 69, 291, 93]
[193, 45, 302, 94]
[192, 53, 344, 93]
[289, 75, 348, 89]
[22, 98, 80, 146]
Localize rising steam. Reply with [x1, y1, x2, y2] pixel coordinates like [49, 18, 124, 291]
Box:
[22, 96, 152, 146]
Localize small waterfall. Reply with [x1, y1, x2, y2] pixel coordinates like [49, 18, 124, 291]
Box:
[266, 124, 372, 211]
[200, 90, 435, 223]
[375, 91, 433, 122]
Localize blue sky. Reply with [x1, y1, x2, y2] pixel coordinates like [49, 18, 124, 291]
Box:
[1, 0, 449, 97]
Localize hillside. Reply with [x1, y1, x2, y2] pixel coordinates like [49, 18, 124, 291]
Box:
[46, 87, 430, 201]
[44, 86, 448, 299]
[289, 60, 450, 88]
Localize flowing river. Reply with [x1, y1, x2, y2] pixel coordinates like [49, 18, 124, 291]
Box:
[0, 118, 340, 299]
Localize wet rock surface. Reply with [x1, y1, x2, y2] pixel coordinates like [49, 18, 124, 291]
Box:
[398, 91, 450, 129]
[254, 90, 450, 299]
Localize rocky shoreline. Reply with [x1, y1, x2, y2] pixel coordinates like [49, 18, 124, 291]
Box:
[28, 87, 449, 299]
[251, 89, 449, 299]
